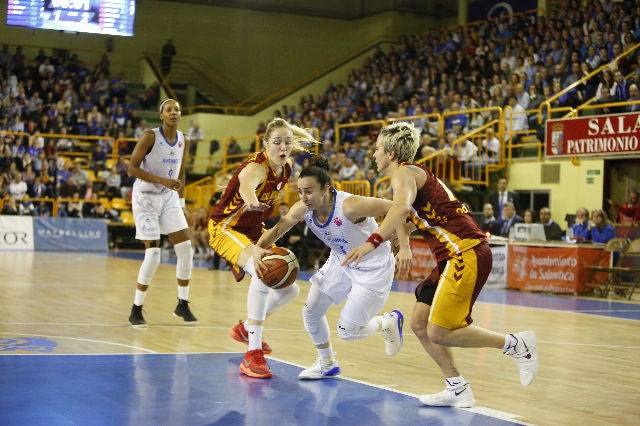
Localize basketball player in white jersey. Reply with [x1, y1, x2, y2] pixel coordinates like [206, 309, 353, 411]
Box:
[127, 98, 197, 327]
[254, 154, 412, 379]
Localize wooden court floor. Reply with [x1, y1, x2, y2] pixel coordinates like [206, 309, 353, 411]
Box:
[1, 251, 639, 425]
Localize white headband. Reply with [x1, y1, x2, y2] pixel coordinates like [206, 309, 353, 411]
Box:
[159, 98, 176, 113]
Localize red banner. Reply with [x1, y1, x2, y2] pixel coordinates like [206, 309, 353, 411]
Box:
[507, 244, 609, 293]
[401, 238, 438, 281]
[545, 112, 640, 157]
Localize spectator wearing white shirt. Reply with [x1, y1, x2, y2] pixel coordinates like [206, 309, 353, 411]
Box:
[482, 128, 501, 164]
[9, 173, 28, 200]
[505, 95, 528, 157]
[338, 156, 360, 181]
[187, 122, 204, 162]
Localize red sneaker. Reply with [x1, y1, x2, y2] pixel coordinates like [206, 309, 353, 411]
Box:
[239, 349, 272, 378]
[230, 264, 245, 282]
[229, 320, 273, 354]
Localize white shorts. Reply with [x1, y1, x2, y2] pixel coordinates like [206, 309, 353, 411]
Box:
[132, 189, 188, 240]
[309, 251, 395, 306]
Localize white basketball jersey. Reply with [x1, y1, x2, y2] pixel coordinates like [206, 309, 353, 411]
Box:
[133, 127, 185, 193]
[304, 189, 392, 268]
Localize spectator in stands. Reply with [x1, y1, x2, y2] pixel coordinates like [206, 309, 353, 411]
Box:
[187, 122, 204, 163]
[587, 209, 616, 244]
[91, 144, 107, 171]
[498, 201, 523, 237]
[609, 190, 640, 226]
[613, 69, 629, 101]
[523, 208, 536, 224]
[489, 176, 520, 223]
[444, 102, 468, 132]
[70, 163, 88, 190]
[481, 202, 500, 236]
[572, 207, 591, 240]
[225, 136, 243, 160]
[481, 127, 500, 164]
[594, 85, 623, 114]
[504, 95, 528, 156]
[65, 191, 83, 218]
[138, 82, 160, 110]
[538, 207, 563, 241]
[1, 197, 19, 215]
[596, 69, 616, 100]
[338, 156, 360, 181]
[8, 173, 28, 200]
[627, 84, 640, 112]
[364, 168, 379, 196]
[160, 39, 177, 75]
[453, 133, 479, 180]
[134, 120, 150, 139]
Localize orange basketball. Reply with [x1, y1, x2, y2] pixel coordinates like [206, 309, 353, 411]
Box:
[256, 247, 300, 289]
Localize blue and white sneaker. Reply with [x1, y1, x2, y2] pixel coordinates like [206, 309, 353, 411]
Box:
[298, 357, 341, 380]
[382, 310, 404, 356]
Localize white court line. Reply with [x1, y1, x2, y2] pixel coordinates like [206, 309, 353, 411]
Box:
[269, 354, 530, 425]
[0, 332, 158, 354]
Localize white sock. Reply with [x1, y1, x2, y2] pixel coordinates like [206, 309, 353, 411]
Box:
[318, 346, 334, 362]
[247, 324, 263, 351]
[445, 376, 465, 387]
[178, 285, 189, 300]
[367, 316, 382, 335]
[134, 289, 147, 306]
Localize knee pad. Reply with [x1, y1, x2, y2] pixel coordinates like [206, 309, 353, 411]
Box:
[265, 283, 300, 316]
[173, 240, 193, 280]
[137, 247, 161, 285]
[336, 319, 365, 341]
[302, 303, 331, 346]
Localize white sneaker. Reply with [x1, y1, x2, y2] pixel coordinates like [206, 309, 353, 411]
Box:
[419, 378, 475, 408]
[381, 310, 404, 356]
[298, 357, 341, 380]
[505, 330, 538, 386]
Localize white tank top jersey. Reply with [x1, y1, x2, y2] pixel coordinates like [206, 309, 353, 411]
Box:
[304, 189, 392, 269]
[133, 127, 185, 193]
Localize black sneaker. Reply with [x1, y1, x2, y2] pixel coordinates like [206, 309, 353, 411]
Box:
[174, 299, 198, 324]
[129, 304, 147, 328]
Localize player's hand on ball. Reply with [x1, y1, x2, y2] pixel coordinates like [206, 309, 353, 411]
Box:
[252, 245, 273, 272]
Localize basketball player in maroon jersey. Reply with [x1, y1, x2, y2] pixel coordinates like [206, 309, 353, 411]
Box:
[208, 118, 316, 378]
[343, 122, 538, 408]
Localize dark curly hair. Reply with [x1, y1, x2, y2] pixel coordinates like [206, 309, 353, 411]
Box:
[298, 154, 331, 187]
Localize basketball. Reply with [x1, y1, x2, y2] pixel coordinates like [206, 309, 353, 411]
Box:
[256, 247, 300, 289]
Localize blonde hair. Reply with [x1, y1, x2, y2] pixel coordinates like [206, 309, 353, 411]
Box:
[262, 118, 318, 153]
[378, 121, 421, 163]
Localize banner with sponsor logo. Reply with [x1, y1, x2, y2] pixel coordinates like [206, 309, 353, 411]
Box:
[486, 243, 508, 288]
[545, 112, 640, 157]
[0, 216, 35, 251]
[507, 244, 608, 293]
[33, 217, 108, 252]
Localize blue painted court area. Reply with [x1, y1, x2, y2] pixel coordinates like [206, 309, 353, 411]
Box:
[0, 353, 521, 426]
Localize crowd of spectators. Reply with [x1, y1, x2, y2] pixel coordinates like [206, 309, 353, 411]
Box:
[4, 1, 640, 219]
[0, 45, 157, 217]
[276, 0, 640, 191]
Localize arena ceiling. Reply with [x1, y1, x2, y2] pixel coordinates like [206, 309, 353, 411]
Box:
[155, 0, 459, 20]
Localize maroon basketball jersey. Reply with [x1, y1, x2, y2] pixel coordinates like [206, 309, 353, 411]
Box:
[211, 152, 291, 236]
[404, 163, 486, 262]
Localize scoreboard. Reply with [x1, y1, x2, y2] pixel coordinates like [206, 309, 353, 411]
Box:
[7, 0, 136, 36]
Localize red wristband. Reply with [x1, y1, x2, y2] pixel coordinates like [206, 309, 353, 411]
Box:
[366, 233, 383, 248]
